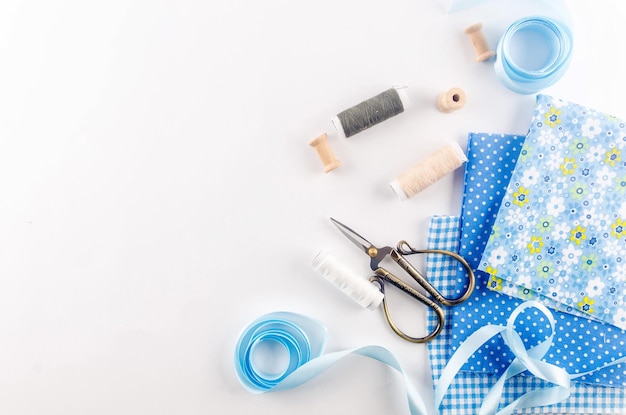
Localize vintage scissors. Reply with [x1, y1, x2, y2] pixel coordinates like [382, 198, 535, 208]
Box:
[331, 218, 475, 343]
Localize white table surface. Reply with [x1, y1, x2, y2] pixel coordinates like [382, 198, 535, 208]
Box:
[0, 0, 625, 414]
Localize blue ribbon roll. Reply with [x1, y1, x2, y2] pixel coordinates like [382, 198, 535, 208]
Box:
[234, 311, 429, 415]
[494, 16, 573, 94]
[233, 312, 327, 393]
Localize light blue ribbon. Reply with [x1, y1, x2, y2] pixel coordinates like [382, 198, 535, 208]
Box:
[234, 311, 429, 415]
[235, 306, 626, 414]
[494, 16, 573, 94]
[435, 301, 626, 414]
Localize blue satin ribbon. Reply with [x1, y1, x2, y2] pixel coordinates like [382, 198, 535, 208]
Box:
[234, 311, 428, 415]
[235, 306, 626, 414]
[494, 16, 573, 94]
[435, 301, 626, 414]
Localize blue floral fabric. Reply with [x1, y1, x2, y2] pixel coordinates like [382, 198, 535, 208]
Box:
[479, 95, 626, 330]
[452, 131, 625, 387]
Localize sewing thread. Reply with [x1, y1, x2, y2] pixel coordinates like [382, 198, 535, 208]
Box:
[494, 16, 573, 94]
[310, 250, 383, 310]
[332, 87, 408, 138]
[390, 142, 467, 200]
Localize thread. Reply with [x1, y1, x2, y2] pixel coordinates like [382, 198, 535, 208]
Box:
[390, 142, 468, 201]
[309, 133, 342, 173]
[310, 250, 383, 310]
[494, 16, 573, 94]
[437, 87, 466, 112]
[464, 23, 495, 62]
[332, 87, 409, 139]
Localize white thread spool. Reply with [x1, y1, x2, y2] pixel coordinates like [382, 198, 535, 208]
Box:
[310, 251, 383, 310]
[390, 142, 468, 201]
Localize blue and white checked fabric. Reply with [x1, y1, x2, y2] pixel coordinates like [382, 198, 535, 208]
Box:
[426, 215, 626, 414]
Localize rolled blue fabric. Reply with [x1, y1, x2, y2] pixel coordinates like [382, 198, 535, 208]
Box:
[494, 16, 573, 94]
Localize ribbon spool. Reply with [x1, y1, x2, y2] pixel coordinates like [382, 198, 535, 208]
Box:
[234, 312, 327, 393]
[494, 16, 573, 94]
[234, 311, 429, 415]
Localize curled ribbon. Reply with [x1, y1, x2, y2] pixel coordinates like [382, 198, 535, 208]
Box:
[434, 301, 626, 414]
[235, 305, 626, 414]
[234, 311, 428, 415]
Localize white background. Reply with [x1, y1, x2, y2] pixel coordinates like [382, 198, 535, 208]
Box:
[0, 0, 625, 414]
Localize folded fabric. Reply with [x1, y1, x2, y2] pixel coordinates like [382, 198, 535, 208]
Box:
[479, 95, 626, 330]
[451, 131, 626, 387]
[460, 130, 594, 316]
[426, 215, 626, 414]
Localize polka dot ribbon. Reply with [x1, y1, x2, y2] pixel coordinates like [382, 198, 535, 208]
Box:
[234, 311, 428, 415]
[435, 301, 626, 414]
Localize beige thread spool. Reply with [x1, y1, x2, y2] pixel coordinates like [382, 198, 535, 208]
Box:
[465, 23, 495, 62]
[390, 142, 468, 201]
[437, 87, 466, 112]
[309, 133, 342, 173]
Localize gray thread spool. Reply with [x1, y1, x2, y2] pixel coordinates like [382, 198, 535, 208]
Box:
[332, 87, 409, 138]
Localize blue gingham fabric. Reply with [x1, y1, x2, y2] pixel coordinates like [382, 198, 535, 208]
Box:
[426, 215, 626, 414]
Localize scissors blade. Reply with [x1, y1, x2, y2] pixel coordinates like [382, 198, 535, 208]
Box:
[330, 218, 375, 255]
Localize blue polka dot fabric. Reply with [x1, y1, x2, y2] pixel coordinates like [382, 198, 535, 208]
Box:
[452, 131, 626, 387]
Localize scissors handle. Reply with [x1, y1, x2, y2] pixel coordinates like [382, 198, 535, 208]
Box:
[393, 242, 475, 306]
[370, 270, 444, 343]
